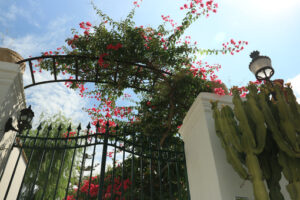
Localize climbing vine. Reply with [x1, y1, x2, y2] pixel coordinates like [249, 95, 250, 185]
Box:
[36, 0, 248, 145]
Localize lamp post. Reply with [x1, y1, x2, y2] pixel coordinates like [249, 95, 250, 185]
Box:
[249, 51, 274, 82]
[4, 105, 35, 134]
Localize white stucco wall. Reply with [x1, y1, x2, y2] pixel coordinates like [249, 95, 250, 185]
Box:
[0, 61, 27, 200]
[0, 147, 27, 200]
[179, 92, 289, 200]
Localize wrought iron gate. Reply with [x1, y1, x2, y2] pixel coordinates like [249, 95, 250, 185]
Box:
[1, 55, 190, 199]
[2, 121, 190, 200]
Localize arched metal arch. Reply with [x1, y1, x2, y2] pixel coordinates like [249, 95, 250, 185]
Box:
[17, 55, 172, 91]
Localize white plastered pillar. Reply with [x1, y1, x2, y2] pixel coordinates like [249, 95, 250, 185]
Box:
[0, 48, 27, 200]
[179, 92, 290, 200]
[179, 92, 254, 200]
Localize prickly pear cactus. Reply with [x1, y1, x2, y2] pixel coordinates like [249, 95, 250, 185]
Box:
[211, 84, 269, 200]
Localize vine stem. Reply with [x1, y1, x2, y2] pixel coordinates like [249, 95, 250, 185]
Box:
[160, 81, 175, 146]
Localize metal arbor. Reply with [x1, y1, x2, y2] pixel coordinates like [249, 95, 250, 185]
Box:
[1, 55, 190, 200]
[18, 55, 172, 91]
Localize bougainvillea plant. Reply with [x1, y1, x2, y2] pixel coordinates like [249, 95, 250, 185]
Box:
[37, 0, 248, 146]
[65, 175, 131, 200]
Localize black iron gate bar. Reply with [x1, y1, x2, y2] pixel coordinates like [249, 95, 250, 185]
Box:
[3, 121, 190, 200]
[16, 55, 173, 91]
[14, 132, 185, 158]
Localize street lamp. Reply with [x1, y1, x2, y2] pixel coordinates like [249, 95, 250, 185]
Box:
[4, 105, 35, 133]
[249, 51, 274, 81]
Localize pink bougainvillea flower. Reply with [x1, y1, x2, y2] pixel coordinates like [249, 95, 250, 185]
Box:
[79, 22, 85, 29]
[84, 30, 89, 36]
[240, 93, 247, 98]
[214, 87, 225, 96]
[98, 53, 108, 67]
[106, 44, 113, 50]
[64, 195, 75, 200]
[214, 79, 222, 84]
[86, 21, 92, 27]
[106, 43, 123, 50]
[105, 112, 112, 118]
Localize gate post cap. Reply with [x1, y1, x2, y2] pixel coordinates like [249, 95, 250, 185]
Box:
[0, 48, 25, 74]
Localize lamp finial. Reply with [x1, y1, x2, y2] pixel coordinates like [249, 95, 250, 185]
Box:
[250, 51, 260, 59]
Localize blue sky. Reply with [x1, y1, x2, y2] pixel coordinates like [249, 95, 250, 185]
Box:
[1, 0, 300, 124]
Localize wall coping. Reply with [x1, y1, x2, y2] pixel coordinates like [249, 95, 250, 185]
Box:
[0, 48, 25, 74]
[179, 92, 233, 141]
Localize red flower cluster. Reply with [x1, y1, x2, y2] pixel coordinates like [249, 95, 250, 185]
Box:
[63, 131, 76, 138]
[79, 21, 92, 36]
[180, 0, 218, 18]
[188, 61, 221, 82]
[79, 21, 92, 29]
[79, 84, 86, 95]
[249, 80, 262, 85]
[104, 177, 131, 198]
[222, 39, 248, 55]
[229, 80, 262, 98]
[67, 176, 131, 199]
[98, 53, 109, 68]
[133, 0, 142, 7]
[80, 180, 100, 197]
[214, 87, 225, 96]
[85, 94, 134, 128]
[187, 61, 227, 96]
[67, 22, 92, 48]
[67, 34, 80, 48]
[161, 15, 177, 28]
[64, 195, 75, 200]
[62, 131, 77, 142]
[106, 43, 123, 50]
[64, 76, 74, 88]
[107, 151, 114, 158]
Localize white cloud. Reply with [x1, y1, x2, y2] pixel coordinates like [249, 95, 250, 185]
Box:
[24, 70, 89, 126]
[0, 13, 91, 127]
[287, 74, 300, 103]
[223, 0, 300, 19]
[0, 4, 40, 28]
[5, 4, 18, 20]
[2, 35, 46, 58]
[1, 15, 70, 57]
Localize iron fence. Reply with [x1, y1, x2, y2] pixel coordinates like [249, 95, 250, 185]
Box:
[2, 121, 190, 200]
